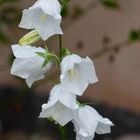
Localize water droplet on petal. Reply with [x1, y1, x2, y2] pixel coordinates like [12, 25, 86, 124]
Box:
[60, 74, 64, 80]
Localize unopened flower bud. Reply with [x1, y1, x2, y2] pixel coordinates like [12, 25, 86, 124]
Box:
[19, 30, 41, 46]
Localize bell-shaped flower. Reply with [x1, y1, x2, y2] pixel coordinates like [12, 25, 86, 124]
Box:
[72, 105, 114, 140]
[39, 84, 79, 126]
[19, 0, 63, 40]
[11, 44, 52, 87]
[60, 54, 98, 96]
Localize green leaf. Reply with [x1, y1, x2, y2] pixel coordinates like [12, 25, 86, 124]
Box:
[128, 30, 140, 42]
[101, 0, 120, 10]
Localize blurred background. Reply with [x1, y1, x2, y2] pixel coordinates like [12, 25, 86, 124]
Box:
[0, 0, 140, 139]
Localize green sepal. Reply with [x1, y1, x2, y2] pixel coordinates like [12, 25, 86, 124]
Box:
[62, 48, 71, 57]
[35, 52, 46, 58]
[45, 45, 49, 53]
[48, 117, 55, 123]
[42, 55, 52, 68]
[36, 51, 51, 68]
[76, 101, 86, 107]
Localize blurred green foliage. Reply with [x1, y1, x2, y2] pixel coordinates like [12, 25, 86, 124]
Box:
[0, 0, 18, 4]
[0, 0, 20, 44]
[101, 0, 120, 10]
[71, 6, 84, 19]
[128, 30, 140, 42]
[61, 5, 69, 17]
[0, 30, 9, 43]
[0, 0, 18, 5]
[0, 7, 21, 25]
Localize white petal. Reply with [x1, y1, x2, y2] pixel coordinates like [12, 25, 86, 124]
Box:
[19, 9, 35, 29]
[81, 57, 98, 83]
[60, 54, 82, 76]
[11, 45, 52, 87]
[33, 9, 63, 40]
[11, 57, 43, 78]
[26, 74, 44, 87]
[39, 84, 79, 126]
[49, 84, 78, 109]
[34, 0, 61, 20]
[60, 54, 98, 95]
[61, 71, 89, 96]
[76, 133, 94, 140]
[25, 61, 52, 87]
[73, 105, 113, 140]
[96, 118, 114, 134]
[39, 102, 74, 126]
[19, 0, 62, 40]
[11, 44, 45, 58]
[73, 106, 100, 137]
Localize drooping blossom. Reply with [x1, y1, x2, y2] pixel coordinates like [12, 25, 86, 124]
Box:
[19, 0, 63, 40]
[72, 105, 113, 140]
[39, 84, 79, 126]
[60, 54, 98, 96]
[11, 44, 52, 87]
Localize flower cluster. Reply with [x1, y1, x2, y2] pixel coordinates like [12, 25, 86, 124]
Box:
[10, 0, 113, 139]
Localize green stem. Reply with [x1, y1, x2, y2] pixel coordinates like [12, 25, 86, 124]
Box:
[59, 35, 63, 60]
[60, 126, 67, 140]
[48, 53, 60, 64]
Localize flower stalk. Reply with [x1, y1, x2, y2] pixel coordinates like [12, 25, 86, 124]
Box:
[59, 34, 63, 60]
[60, 126, 67, 140]
[10, 0, 114, 139]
